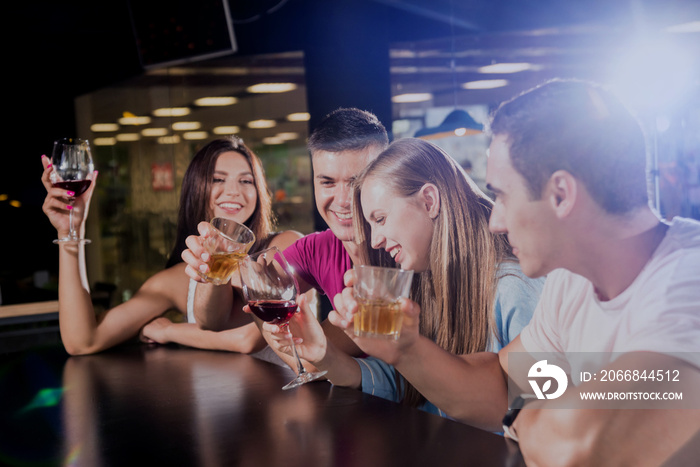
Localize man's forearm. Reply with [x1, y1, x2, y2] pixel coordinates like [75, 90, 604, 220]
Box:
[394, 336, 508, 431]
[193, 282, 234, 330]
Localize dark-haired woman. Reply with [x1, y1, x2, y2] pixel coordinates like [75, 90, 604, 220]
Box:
[41, 136, 301, 355]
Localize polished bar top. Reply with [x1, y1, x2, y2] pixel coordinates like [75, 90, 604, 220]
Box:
[0, 343, 524, 466]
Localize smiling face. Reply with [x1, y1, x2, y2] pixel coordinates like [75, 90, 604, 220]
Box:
[208, 151, 258, 223]
[360, 176, 435, 272]
[312, 146, 382, 242]
[486, 135, 557, 278]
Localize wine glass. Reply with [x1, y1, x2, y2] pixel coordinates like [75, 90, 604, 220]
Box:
[50, 138, 95, 244]
[239, 247, 328, 390]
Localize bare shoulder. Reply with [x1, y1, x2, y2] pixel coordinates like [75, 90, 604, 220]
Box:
[269, 229, 304, 250]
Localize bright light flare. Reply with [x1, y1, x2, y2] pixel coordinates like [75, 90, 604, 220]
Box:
[608, 37, 697, 112]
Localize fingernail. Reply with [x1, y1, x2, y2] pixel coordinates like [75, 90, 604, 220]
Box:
[66, 191, 75, 197]
[94, 170, 99, 175]
[66, 205, 73, 210]
[47, 163, 52, 168]
[201, 253, 209, 262]
[199, 264, 208, 273]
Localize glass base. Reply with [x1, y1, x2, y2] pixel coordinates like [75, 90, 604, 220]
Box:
[282, 370, 328, 391]
[53, 237, 91, 245]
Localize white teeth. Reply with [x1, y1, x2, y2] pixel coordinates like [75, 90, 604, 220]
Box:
[389, 247, 400, 259]
[335, 212, 352, 220]
[220, 203, 242, 209]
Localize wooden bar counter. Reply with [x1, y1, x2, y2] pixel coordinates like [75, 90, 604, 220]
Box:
[0, 343, 524, 466]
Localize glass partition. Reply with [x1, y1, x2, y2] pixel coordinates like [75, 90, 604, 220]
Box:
[74, 52, 313, 303]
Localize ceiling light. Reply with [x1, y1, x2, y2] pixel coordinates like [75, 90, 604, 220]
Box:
[118, 115, 152, 125]
[263, 136, 285, 145]
[462, 79, 509, 90]
[414, 109, 483, 139]
[116, 133, 141, 142]
[213, 126, 240, 135]
[276, 132, 299, 140]
[153, 107, 191, 117]
[194, 96, 238, 106]
[9, 200, 21, 208]
[247, 83, 297, 93]
[172, 121, 201, 131]
[287, 112, 310, 122]
[158, 135, 181, 144]
[183, 131, 209, 140]
[94, 137, 117, 146]
[477, 63, 533, 74]
[392, 93, 433, 103]
[248, 119, 277, 129]
[91, 123, 120, 132]
[0, 194, 8, 201]
[141, 128, 169, 137]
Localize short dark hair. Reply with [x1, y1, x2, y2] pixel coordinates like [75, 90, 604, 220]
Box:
[308, 108, 388, 154]
[489, 79, 650, 214]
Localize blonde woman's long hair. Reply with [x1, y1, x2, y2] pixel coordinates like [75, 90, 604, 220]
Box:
[352, 138, 513, 408]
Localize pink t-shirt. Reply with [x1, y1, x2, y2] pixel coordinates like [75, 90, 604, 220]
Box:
[283, 229, 353, 301]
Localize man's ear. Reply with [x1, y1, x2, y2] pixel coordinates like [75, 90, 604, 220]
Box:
[545, 170, 577, 218]
[419, 183, 441, 219]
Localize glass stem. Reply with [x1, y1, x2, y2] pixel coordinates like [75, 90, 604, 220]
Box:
[68, 201, 76, 239]
[284, 324, 307, 376]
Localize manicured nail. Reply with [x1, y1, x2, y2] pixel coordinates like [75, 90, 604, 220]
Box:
[47, 163, 52, 168]
[66, 205, 73, 210]
[199, 264, 208, 273]
[201, 253, 210, 262]
[66, 191, 75, 197]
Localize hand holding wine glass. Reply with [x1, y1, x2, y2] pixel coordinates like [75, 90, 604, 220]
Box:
[41, 145, 97, 244]
[239, 247, 328, 390]
[46, 138, 96, 244]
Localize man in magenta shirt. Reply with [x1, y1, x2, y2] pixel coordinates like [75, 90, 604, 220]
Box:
[284, 108, 388, 300]
[280, 107, 389, 361]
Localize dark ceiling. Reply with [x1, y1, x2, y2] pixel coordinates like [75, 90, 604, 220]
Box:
[7, 0, 700, 198]
[3, 0, 699, 282]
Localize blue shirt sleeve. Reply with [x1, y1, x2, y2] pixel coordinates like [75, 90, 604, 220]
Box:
[489, 263, 544, 352]
[356, 356, 402, 402]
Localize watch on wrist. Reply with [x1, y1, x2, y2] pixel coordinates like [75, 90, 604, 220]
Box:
[502, 394, 535, 442]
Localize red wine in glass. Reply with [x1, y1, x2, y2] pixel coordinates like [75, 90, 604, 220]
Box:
[248, 300, 297, 324]
[52, 180, 92, 197]
[50, 138, 95, 244]
[239, 247, 328, 390]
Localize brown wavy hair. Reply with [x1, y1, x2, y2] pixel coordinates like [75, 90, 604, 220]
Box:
[166, 136, 275, 268]
[352, 138, 514, 408]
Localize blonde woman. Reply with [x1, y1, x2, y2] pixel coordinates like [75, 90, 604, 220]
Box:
[263, 138, 543, 419]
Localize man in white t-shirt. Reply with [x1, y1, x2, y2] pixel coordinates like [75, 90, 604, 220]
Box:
[330, 79, 700, 465]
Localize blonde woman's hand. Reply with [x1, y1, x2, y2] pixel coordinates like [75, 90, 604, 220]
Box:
[330, 267, 422, 366]
[351, 297, 422, 366]
[41, 155, 98, 238]
[327, 269, 358, 330]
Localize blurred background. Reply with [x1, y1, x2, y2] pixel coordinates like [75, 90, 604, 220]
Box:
[3, 0, 700, 309]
